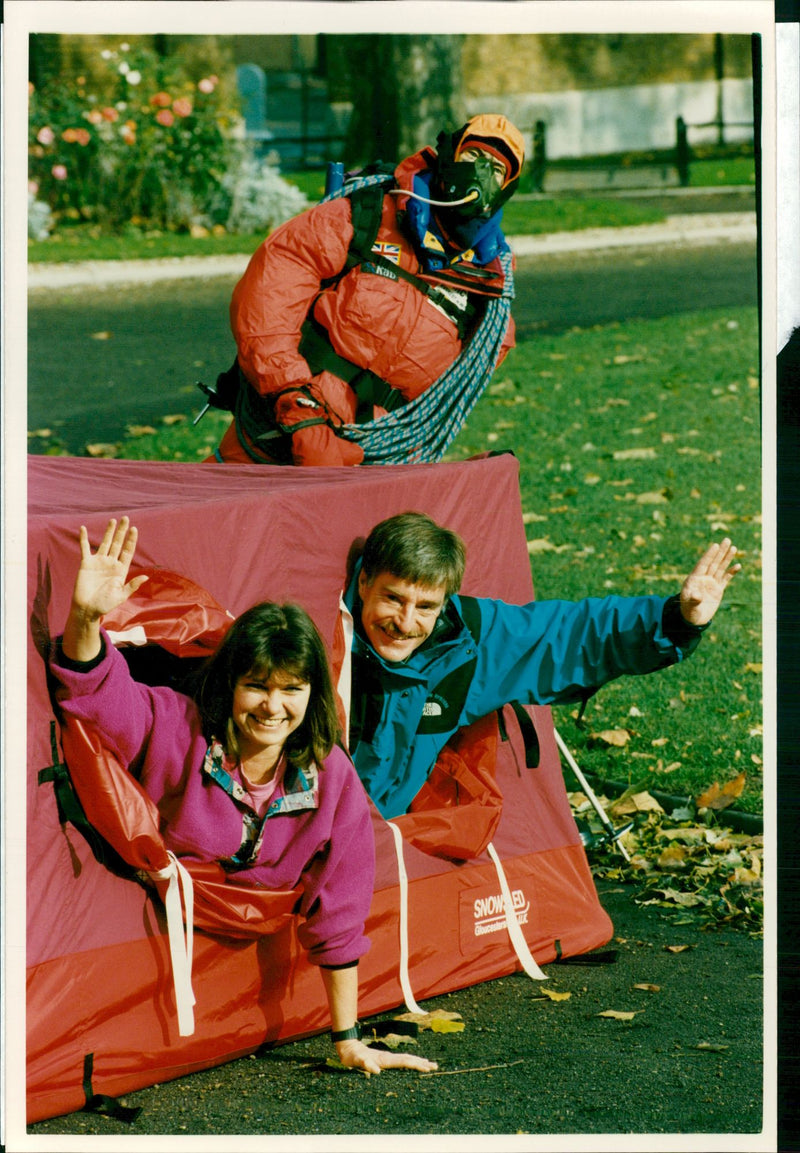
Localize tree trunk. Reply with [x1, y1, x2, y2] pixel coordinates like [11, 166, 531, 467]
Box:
[328, 34, 465, 167]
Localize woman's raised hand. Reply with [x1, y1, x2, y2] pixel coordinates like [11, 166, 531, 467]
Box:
[63, 517, 149, 662]
[72, 517, 149, 620]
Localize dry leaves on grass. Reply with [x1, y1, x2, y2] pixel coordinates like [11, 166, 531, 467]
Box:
[571, 787, 763, 933]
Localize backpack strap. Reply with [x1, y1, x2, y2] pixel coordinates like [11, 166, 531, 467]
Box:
[39, 720, 135, 877]
[458, 597, 541, 769]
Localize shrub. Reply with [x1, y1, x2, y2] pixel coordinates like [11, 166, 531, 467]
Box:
[208, 153, 310, 235]
[28, 185, 54, 240]
[28, 42, 242, 231]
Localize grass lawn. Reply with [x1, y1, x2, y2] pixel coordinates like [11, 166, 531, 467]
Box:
[447, 304, 762, 815]
[105, 303, 763, 814]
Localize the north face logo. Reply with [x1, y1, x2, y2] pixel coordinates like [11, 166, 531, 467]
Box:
[422, 700, 443, 717]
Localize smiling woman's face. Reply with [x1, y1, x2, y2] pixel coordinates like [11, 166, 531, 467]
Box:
[231, 668, 311, 763]
[357, 570, 446, 663]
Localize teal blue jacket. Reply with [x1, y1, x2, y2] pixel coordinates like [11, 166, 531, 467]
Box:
[340, 564, 704, 819]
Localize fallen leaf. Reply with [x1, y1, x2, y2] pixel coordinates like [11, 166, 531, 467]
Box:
[635, 490, 669, 504]
[744, 663, 763, 674]
[85, 443, 119, 458]
[611, 791, 664, 815]
[612, 447, 658, 461]
[430, 1018, 465, 1034]
[162, 414, 187, 426]
[393, 1010, 463, 1033]
[536, 988, 571, 1002]
[651, 737, 669, 747]
[696, 773, 746, 811]
[632, 983, 661, 992]
[126, 425, 158, 437]
[656, 845, 689, 870]
[526, 538, 557, 554]
[653, 888, 703, 907]
[695, 1041, 730, 1052]
[373, 1033, 419, 1049]
[89, 331, 112, 340]
[522, 511, 548, 523]
[659, 827, 707, 845]
[665, 944, 692, 953]
[590, 729, 630, 747]
[598, 1009, 639, 1020]
[28, 428, 53, 438]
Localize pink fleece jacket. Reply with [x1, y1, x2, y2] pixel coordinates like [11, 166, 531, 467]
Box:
[50, 632, 375, 967]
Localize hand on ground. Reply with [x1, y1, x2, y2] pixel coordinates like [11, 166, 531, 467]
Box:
[335, 1039, 438, 1075]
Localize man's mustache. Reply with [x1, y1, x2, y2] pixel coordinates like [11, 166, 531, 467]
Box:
[383, 623, 426, 641]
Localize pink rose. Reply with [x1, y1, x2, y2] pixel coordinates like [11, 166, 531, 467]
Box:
[197, 77, 215, 94]
[101, 106, 119, 122]
[150, 92, 172, 109]
[172, 97, 192, 118]
[51, 164, 68, 181]
[155, 109, 174, 127]
[29, 180, 39, 195]
[86, 109, 103, 125]
[37, 126, 55, 146]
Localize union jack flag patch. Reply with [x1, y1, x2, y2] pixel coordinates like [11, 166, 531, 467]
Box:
[371, 241, 401, 265]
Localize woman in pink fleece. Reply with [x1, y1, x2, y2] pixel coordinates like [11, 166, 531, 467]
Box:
[51, 516, 437, 1076]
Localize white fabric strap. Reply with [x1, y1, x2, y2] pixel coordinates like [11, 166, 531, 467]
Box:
[150, 853, 197, 1036]
[486, 842, 547, 981]
[387, 821, 424, 1014]
[336, 593, 354, 746]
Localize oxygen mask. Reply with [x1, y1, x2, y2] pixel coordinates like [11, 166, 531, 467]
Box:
[434, 152, 503, 221]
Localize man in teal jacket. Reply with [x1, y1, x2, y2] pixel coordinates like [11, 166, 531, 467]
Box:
[334, 512, 741, 819]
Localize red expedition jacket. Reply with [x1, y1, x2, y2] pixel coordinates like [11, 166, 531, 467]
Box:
[217, 159, 515, 466]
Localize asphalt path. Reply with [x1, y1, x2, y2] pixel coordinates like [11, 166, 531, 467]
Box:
[26, 237, 757, 457]
[25, 881, 766, 1142]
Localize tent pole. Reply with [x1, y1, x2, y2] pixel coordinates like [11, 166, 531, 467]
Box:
[553, 727, 632, 862]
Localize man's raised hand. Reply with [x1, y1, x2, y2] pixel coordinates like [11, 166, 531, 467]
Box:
[679, 538, 741, 627]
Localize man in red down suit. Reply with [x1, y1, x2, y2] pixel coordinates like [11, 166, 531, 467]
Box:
[209, 114, 525, 467]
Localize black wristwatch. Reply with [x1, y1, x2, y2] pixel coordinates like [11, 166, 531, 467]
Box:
[331, 1022, 362, 1043]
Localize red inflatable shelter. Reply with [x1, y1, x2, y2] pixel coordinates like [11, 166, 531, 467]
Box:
[26, 452, 612, 1123]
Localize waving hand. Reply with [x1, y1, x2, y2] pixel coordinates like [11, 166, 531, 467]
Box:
[679, 538, 741, 627]
[63, 517, 148, 661]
